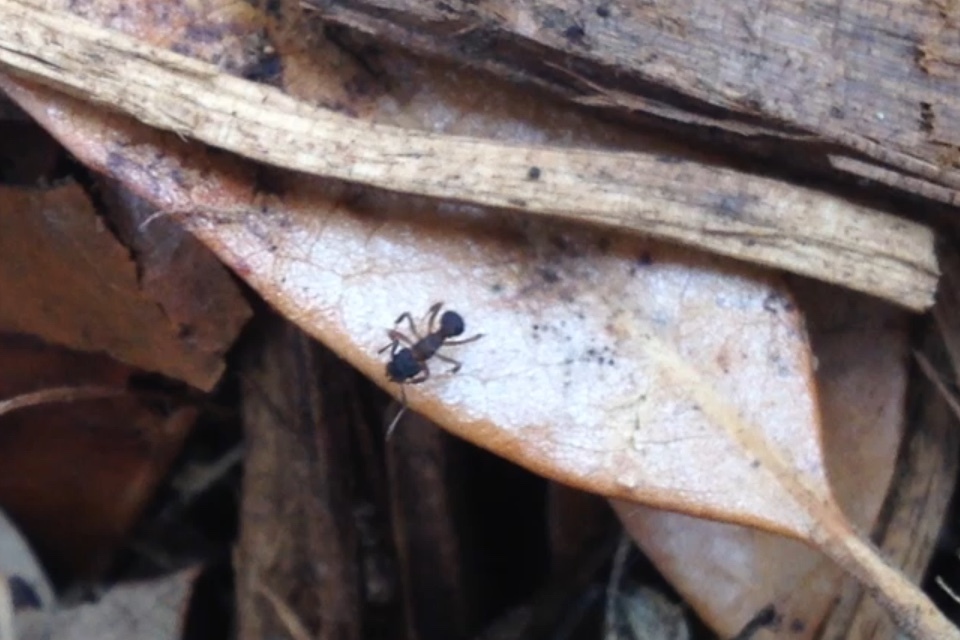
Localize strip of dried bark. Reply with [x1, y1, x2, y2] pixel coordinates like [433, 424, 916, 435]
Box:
[0, 0, 939, 310]
[385, 415, 485, 639]
[237, 317, 363, 640]
[308, 0, 960, 205]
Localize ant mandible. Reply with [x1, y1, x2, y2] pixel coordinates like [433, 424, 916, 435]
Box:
[379, 302, 483, 436]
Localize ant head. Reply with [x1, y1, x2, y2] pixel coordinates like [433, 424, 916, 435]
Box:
[387, 349, 422, 382]
[439, 310, 465, 337]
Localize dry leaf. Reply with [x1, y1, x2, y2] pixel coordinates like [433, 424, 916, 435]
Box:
[0, 1, 951, 636]
[0, 507, 53, 640]
[0, 333, 196, 575]
[616, 285, 911, 638]
[29, 568, 198, 640]
[607, 581, 691, 640]
[0, 181, 249, 390]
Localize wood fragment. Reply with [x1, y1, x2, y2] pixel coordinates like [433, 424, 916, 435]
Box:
[309, 0, 960, 203]
[237, 318, 363, 640]
[0, 0, 939, 310]
[385, 415, 484, 639]
[935, 241, 960, 380]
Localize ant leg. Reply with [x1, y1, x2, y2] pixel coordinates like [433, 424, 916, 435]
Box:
[408, 361, 431, 384]
[393, 312, 423, 340]
[377, 339, 398, 355]
[386, 384, 408, 439]
[444, 333, 484, 346]
[378, 329, 415, 355]
[388, 329, 416, 347]
[432, 352, 463, 374]
[385, 364, 430, 439]
[424, 302, 443, 335]
[399, 362, 430, 385]
[377, 340, 398, 356]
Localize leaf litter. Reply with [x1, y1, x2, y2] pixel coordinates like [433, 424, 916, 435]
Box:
[0, 0, 952, 635]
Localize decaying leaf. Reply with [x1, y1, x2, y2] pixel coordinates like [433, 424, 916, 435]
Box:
[615, 285, 912, 638]
[0, 507, 53, 640]
[0, 334, 197, 575]
[0, 181, 250, 390]
[0, 0, 951, 636]
[26, 568, 198, 640]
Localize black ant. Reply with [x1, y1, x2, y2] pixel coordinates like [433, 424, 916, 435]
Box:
[379, 302, 483, 436]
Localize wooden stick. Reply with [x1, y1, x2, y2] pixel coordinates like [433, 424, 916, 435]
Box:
[0, 0, 939, 310]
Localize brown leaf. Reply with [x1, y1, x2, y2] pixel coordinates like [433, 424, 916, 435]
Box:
[0, 181, 249, 390]
[0, 334, 196, 575]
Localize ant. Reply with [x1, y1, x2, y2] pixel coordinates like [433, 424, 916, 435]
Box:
[379, 302, 483, 436]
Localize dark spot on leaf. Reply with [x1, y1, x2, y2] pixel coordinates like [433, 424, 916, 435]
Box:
[241, 52, 283, 84]
[564, 24, 586, 41]
[537, 267, 561, 283]
[596, 5, 610, 17]
[733, 604, 780, 637]
[921, 101, 934, 133]
[264, 0, 283, 18]
[550, 235, 570, 252]
[527, 166, 541, 180]
[762, 292, 795, 314]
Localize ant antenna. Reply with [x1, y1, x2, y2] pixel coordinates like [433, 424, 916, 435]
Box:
[385, 386, 409, 439]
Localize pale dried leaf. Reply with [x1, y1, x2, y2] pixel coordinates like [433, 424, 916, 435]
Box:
[40, 569, 196, 640]
[0, 508, 52, 640]
[615, 286, 909, 638]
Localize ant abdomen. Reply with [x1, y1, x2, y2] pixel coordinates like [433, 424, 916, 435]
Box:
[439, 310, 465, 337]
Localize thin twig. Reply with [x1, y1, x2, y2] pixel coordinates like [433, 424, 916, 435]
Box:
[0, 386, 129, 417]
